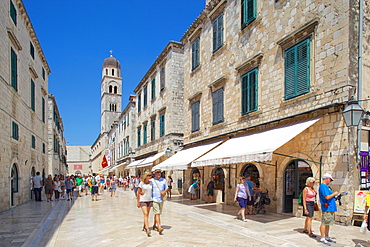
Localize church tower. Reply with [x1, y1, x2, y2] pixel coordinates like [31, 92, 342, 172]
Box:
[101, 51, 122, 133]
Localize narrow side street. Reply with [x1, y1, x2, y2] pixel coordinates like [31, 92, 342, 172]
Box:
[0, 189, 368, 247]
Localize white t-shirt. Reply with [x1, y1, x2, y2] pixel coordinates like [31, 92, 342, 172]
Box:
[53, 181, 61, 191]
[138, 181, 153, 202]
[33, 176, 43, 188]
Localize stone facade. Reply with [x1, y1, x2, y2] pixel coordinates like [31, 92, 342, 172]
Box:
[47, 95, 67, 176]
[178, 0, 370, 224]
[0, 0, 51, 212]
[67, 146, 91, 175]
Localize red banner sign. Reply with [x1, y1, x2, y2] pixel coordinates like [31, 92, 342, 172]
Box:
[74, 165, 82, 170]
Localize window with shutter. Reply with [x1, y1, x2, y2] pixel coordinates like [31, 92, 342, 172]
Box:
[191, 101, 200, 132]
[42, 67, 45, 80]
[30, 42, 35, 59]
[151, 78, 156, 99]
[241, 68, 258, 115]
[151, 120, 155, 141]
[213, 13, 224, 53]
[137, 129, 141, 147]
[12, 122, 18, 140]
[284, 38, 310, 100]
[137, 93, 141, 112]
[160, 114, 165, 137]
[242, 0, 257, 28]
[192, 37, 200, 70]
[11, 48, 17, 91]
[10, 0, 17, 25]
[42, 98, 45, 122]
[143, 86, 147, 107]
[143, 125, 147, 145]
[212, 88, 224, 125]
[160, 67, 165, 90]
[31, 79, 35, 111]
[31, 135, 35, 149]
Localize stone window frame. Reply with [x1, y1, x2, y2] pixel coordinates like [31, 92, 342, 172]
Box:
[277, 18, 319, 102]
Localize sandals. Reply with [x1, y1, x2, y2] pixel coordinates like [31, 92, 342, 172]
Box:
[308, 233, 317, 238]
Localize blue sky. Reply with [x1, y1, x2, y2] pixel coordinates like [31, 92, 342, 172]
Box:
[22, 0, 205, 146]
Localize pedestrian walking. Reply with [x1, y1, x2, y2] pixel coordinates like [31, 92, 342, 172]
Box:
[319, 173, 340, 245]
[234, 177, 251, 222]
[60, 176, 66, 199]
[32, 171, 43, 201]
[44, 174, 54, 202]
[167, 176, 173, 199]
[91, 173, 99, 201]
[99, 175, 105, 194]
[109, 177, 117, 197]
[302, 177, 317, 238]
[75, 174, 84, 197]
[244, 173, 261, 215]
[137, 172, 153, 237]
[65, 175, 74, 201]
[53, 177, 61, 201]
[188, 180, 200, 200]
[205, 177, 215, 203]
[151, 169, 168, 235]
[133, 176, 140, 195]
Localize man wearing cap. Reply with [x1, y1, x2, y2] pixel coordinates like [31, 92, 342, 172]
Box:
[151, 169, 168, 235]
[318, 173, 339, 245]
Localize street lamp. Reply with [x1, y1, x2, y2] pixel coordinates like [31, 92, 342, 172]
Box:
[342, 101, 364, 127]
[165, 147, 172, 158]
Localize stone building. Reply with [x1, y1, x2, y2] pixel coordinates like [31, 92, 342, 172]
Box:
[47, 94, 67, 176]
[158, 0, 370, 224]
[0, 0, 51, 211]
[124, 41, 185, 193]
[67, 146, 91, 175]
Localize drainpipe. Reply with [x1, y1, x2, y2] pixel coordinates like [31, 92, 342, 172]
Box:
[357, 0, 363, 182]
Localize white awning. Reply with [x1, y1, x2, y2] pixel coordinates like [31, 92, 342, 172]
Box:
[136, 152, 165, 168]
[192, 118, 320, 167]
[152, 141, 222, 171]
[125, 159, 145, 169]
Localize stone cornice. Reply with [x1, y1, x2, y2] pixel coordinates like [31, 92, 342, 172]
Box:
[7, 27, 22, 51]
[17, 0, 51, 74]
[235, 52, 264, 75]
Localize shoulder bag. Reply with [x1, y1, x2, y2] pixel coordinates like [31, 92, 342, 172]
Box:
[153, 179, 168, 201]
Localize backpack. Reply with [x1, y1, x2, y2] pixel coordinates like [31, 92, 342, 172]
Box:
[91, 177, 97, 185]
[298, 192, 303, 206]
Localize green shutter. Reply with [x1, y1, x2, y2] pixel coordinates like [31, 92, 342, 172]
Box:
[30, 42, 35, 59]
[212, 19, 217, 52]
[42, 98, 45, 122]
[284, 38, 310, 100]
[10, 0, 16, 25]
[213, 14, 224, 52]
[138, 94, 141, 112]
[31, 79, 35, 111]
[143, 86, 147, 107]
[192, 41, 196, 70]
[11, 48, 17, 91]
[32, 135, 35, 148]
[213, 88, 224, 124]
[160, 114, 165, 137]
[151, 78, 156, 99]
[151, 120, 155, 141]
[143, 125, 147, 144]
[192, 101, 200, 132]
[12, 122, 18, 140]
[42, 67, 45, 80]
[242, 0, 256, 27]
[137, 129, 141, 147]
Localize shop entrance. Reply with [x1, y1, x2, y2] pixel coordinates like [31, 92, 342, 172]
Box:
[283, 160, 312, 213]
[30, 167, 35, 200]
[191, 168, 201, 199]
[212, 167, 225, 202]
[241, 164, 260, 188]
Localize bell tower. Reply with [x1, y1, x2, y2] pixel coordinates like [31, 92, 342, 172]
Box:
[101, 51, 122, 133]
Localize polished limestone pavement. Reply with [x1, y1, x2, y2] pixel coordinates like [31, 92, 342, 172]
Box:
[0, 189, 369, 247]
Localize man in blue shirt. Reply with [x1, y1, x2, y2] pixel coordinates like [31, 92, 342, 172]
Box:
[319, 173, 339, 246]
[245, 174, 262, 215]
[151, 169, 168, 235]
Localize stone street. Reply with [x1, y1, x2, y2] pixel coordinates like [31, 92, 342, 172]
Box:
[0, 188, 369, 247]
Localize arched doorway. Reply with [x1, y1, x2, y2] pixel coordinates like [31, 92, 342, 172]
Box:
[241, 164, 260, 188]
[10, 164, 19, 207]
[212, 167, 225, 202]
[283, 160, 312, 213]
[191, 168, 201, 199]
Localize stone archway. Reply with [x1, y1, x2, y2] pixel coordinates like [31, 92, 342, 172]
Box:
[10, 163, 19, 207]
[241, 163, 261, 188]
[283, 160, 312, 213]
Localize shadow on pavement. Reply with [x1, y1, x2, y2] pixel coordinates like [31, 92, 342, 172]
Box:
[353, 238, 370, 247]
[168, 195, 295, 224]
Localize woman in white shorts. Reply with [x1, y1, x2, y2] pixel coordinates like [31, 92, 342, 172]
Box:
[137, 172, 153, 237]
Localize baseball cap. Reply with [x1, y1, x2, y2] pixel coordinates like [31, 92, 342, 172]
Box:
[322, 173, 333, 181]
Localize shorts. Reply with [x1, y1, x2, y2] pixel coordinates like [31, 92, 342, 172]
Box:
[168, 185, 172, 189]
[45, 188, 53, 194]
[247, 197, 254, 206]
[237, 197, 247, 208]
[66, 189, 72, 194]
[206, 189, 214, 196]
[76, 185, 82, 191]
[134, 187, 139, 194]
[140, 201, 153, 207]
[321, 212, 335, 225]
[153, 201, 164, 215]
[303, 201, 314, 217]
[91, 186, 99, 195]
